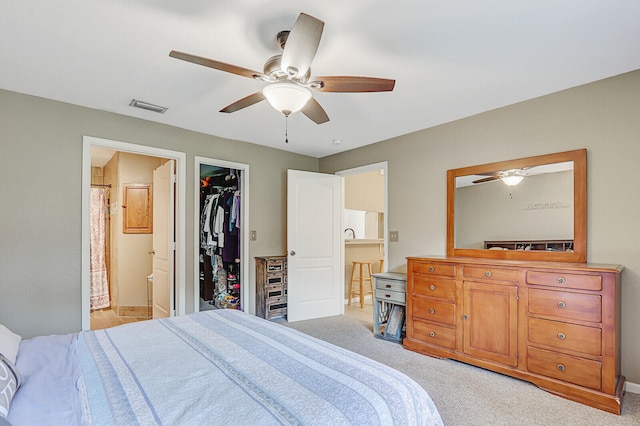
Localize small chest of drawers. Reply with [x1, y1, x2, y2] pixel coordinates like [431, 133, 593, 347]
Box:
[255, 256, 287, 320]
[372, 272, 407, 343]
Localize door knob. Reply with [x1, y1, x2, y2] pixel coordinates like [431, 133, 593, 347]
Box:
[289, 251, 296, 256]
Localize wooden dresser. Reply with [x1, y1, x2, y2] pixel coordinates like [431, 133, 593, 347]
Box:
[255, 256, 287, 320]
[405, 256, 624, 414]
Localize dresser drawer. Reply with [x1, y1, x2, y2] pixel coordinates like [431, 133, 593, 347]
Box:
[528, 317, 601, 356]
[527, 346, 601, 390]
[527, 270, 602, 291]
[413, 299, 455, 325]
[412, 262, 456, 277]
[266, 284, 286, 299]
[412, 320, 456, 349]
[375, 278, 406, 293]
[375, 289, 406, 304]
[266, 259, 286, 272]
[463, 266, 518, 282]
[266, 274, 285, 286]
[528, 289, 602, 323]
[267, 296, 287, 311]
[413, 276, 455, 300]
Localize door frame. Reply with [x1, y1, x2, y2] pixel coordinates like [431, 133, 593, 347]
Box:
[336, 161, 388, 274]
[81, 136, 187, 330]
[194, 157, 250, 314]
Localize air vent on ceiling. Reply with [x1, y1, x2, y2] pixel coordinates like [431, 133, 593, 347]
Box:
[129, 99, 168, 114]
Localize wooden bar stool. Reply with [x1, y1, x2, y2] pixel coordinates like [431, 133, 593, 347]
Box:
[348, 261, 373, 308]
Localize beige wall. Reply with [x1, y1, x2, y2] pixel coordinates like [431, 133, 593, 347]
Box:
[320, 69, 640, 385]
[0, 88, 317, 338]
[345, 170, 385, 212]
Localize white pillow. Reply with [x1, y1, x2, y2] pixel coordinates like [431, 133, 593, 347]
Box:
[0, 325, 21, 365]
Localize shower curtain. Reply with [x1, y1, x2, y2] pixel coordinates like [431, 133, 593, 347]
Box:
[90, 187, 110, 310]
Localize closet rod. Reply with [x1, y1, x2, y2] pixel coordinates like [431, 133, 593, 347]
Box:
[91, 184, 112, 188]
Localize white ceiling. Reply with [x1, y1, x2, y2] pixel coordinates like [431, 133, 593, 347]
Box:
[2, 1, 639, 158]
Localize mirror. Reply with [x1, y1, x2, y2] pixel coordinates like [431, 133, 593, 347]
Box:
[447, 149, 586, 262]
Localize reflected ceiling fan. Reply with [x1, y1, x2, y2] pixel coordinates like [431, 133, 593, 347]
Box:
[169, 12, 395, 124]
[473, 169, 528, 186]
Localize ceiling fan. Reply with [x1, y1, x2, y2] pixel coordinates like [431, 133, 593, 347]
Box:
[169, 12, 395, 124]
[473, 169, 528, 186]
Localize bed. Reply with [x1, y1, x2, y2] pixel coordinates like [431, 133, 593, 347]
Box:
[3, 309, 443, 425]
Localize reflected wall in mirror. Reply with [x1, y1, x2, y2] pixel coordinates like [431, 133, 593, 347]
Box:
[447, 149, 586, 262]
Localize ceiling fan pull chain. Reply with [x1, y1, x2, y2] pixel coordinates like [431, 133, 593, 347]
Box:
[285, 115, 289, 143]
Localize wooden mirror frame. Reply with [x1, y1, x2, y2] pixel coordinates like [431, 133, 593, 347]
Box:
[447, 149, 587, 263]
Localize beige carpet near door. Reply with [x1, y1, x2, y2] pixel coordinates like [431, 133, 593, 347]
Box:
[280, 312, 640, 425]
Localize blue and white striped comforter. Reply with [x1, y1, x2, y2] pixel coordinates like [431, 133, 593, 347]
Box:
[77, 309, 443, 425]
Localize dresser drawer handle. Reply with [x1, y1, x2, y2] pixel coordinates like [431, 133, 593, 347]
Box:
[557, 332, 566, 340]
[557, 364, 565, 372]
[485, 271, 492, 277]
[429, 331, 436, 337]
[429, 285, 436, 291]
[385, 284, 392, 288]
[557, 301, 566, 308]
[385, 294, 391, 298]
[429, 308, 435, 314]
[557, 277, 566, 284]
[429, 266, 435, 272]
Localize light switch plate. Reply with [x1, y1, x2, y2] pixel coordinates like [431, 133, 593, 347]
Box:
[389, 231, 399, 242]
[250, 230, 257, 241]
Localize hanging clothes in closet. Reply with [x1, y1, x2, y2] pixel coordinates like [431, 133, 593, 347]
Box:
[199, 168, 242, 310]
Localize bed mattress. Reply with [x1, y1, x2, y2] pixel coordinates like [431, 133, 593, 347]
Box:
[8, 309, 442, 425]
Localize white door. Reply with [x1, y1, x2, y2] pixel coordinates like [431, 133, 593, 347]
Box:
[287, 170, 343, 322]
[152, 160, 175, 318]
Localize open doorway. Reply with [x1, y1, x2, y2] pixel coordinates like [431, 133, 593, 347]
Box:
[81, 136, 186, 331]
[195, 157, 250, 315]
[336, 162, 388, 327]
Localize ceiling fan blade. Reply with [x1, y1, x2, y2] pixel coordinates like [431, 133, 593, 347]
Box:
[472, 176, 500, 184]
[220, 92, 266, 113]
[301, 97, 330, 124]
[312, 76, 396, 93]
[280, 13, 324, 79]
[170, 50, 265, 80]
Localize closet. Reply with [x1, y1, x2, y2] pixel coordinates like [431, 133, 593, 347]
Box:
[199, 165, 243, 310]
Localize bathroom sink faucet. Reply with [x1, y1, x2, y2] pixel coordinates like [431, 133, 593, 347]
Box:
[344, 228, 356, 239]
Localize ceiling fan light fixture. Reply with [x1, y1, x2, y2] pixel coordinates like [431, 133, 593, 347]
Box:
[502, 175, 525, 186]
[262, 82, 311, 115]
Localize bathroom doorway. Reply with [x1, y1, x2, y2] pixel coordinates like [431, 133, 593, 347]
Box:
[81, 136, 186, 331]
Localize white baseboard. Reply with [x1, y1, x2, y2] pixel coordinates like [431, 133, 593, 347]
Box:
[625, 380, 640, 394]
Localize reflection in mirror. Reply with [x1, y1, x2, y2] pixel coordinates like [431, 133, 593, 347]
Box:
[446, 149, 587, 262]
[455, 161, 574, 250]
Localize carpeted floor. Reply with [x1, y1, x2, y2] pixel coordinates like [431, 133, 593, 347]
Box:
[277, 312, 640, 426]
